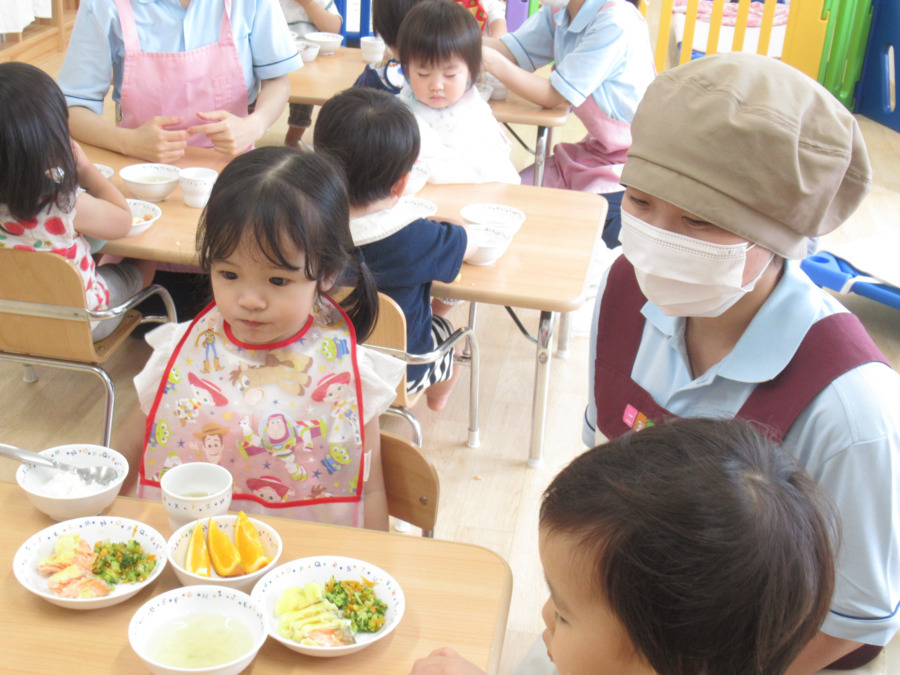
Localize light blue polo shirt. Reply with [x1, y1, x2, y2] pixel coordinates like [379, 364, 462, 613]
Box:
[59, 0, 301, 115]
[584, 259, 900, 645]
[499, 0, 654, 122]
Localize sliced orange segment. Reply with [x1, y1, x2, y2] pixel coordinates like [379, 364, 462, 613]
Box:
[185, 520, 211, 577]
[208, 517, 243, 577]
[235, 510, 270, 574]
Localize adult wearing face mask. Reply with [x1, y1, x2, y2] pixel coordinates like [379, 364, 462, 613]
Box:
[481, 0, 654, 247]
[581, 53, 900, 674]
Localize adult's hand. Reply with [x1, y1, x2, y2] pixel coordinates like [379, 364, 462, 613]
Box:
[409, 648, 486, 675]
[189, 110, 262, 155]
[123, 116, 190, 163]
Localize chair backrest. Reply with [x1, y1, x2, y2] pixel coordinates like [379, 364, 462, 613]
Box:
[366, 293, 414, 407]
[0, 248, 101, 361]
[380, 430, 440, 536]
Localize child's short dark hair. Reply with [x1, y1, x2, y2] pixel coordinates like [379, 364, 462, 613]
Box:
[541, 418, 836, 675]
[197, 147, 379, 340]
[314, 88, 420, 209]
[396, 0, 481, 81]
[0, 61, 78, 222]
[372, 0, 426, 48]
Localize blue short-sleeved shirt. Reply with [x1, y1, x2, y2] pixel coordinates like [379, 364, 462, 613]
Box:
[499, 0, 654, 122]
[359, 217, 467, 382]
[59, 0, 301, 114]
[584, 259, 900, 645]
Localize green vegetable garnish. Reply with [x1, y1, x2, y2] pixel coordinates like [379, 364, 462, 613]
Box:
[92, 540, 156, 587]
[324, 576, 387, 633]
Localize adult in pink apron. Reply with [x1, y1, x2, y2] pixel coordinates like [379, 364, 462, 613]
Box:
[115, 0, 249, 151]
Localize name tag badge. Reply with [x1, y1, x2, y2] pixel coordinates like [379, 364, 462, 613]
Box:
[623, 404, 654, 432]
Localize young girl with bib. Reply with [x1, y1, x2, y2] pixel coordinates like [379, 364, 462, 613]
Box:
[396, 0, 519, 185]
[122, 148, 403, 530]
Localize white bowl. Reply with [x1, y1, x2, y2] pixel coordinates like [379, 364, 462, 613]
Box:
[402, 163, 429, 196]
[16, 444, 128, 520]
[94, 163, 115, 179]
[475, 82, 494, 102]
[360, 35, 385, 64]
[466, 224, 513, 266]
[127, 199, 162, 237]
[167, 515, 283, 593]
[251, 555, 405, 657]
[130, 585, 267, 675]
[304, 31, 343, 55]
[13, 515, 167, 610]
[119, 163, 180, 202]
[460, 203, 526, 235]
[295, 39, 320, 62]
[484, 73, 508, 101]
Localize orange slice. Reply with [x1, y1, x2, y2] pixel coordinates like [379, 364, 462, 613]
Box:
[185, 521, 211, 577]
[235, 511, 270, 574]
[208, 517, 243, 577]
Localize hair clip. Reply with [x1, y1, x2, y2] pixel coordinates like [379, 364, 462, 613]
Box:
[46, 167, 65, 183]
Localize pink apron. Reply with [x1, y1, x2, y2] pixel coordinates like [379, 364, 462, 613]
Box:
[541, 96, 632, 194]
[115, 0, 249, 148]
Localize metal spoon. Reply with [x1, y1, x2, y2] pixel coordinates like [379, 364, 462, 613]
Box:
[0, 442, 119, 487]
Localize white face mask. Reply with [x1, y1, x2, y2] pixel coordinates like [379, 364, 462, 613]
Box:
[619, 210, 773, 318]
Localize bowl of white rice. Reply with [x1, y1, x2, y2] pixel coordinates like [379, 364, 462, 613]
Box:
[16, 444, 128, 521]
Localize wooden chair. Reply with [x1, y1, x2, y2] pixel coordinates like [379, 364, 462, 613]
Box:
[380, 430, 439, 537]
[367, 292, 480, 449]
[0, 248, 176, 446]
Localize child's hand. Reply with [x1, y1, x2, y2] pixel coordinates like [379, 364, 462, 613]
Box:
[70, 139, 92, 173]
[409, 648, 486, 674]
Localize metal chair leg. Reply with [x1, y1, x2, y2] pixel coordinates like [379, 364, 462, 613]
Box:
[383, 407, 423, 448]
[22, 364, 38, 383]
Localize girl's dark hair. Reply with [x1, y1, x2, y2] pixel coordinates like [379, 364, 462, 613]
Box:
[372, 0, 426, 48]
[396, 0, 481, 83]
[0, 61, 77, 221]
[196, 147, 379, 340]
[541, 418, 836, 675]
[314, 88, 420, 208]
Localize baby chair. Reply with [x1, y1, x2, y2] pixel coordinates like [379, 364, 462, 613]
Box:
[0, 249, 176, 446]
[381, 430, 440, 537]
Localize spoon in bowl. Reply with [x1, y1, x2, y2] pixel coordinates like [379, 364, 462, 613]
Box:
[0, 442, 119, 487]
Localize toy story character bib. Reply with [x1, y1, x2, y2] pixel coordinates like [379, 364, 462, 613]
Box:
[140, 296, 365, 525]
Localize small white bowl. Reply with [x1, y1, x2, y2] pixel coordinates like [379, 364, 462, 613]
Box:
[13, 515, 167, 610]
[119, 163, 180, 202]
[251, 555, 405, 657]
[466, 224, 513, 266]
[130, 585, 267, 675]
[93, 163, 115, 179]
[460, 203, 526, 236]
[178, 166, 218, 209]
[295, 39, 320, 62]
[484, 73, 508, 101]
[360, 35, 385, 64]
[475, 83, 494, 102]
[402, 163, 429, 196]
[16, 444, 128, 521]
[167, 515, 283, 593]
[127, 199, 162, 237]
[304, 31, 343, 56]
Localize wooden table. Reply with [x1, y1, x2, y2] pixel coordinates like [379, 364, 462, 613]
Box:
[289, 47, 571, 187]
[0, 482, 512, 673]
[95, 146, 605, 466]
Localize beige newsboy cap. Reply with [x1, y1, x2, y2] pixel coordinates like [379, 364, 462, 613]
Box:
[621, 52, 871, 259]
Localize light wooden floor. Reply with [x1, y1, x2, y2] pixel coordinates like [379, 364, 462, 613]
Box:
[2, 50, 900, 674]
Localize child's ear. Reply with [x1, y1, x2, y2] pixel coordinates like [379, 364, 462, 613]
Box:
[320, 273, 338, 293]
[390, 172, 411, 199]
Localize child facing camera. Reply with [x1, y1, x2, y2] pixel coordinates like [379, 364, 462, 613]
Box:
[116, 148, 404, 531]
[411, 418, 836, 675]
[0, 62, 155, 341]
[314, 88, 478, 411]
[396, 0, 520, 185]
[585, 52, 900, 671]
